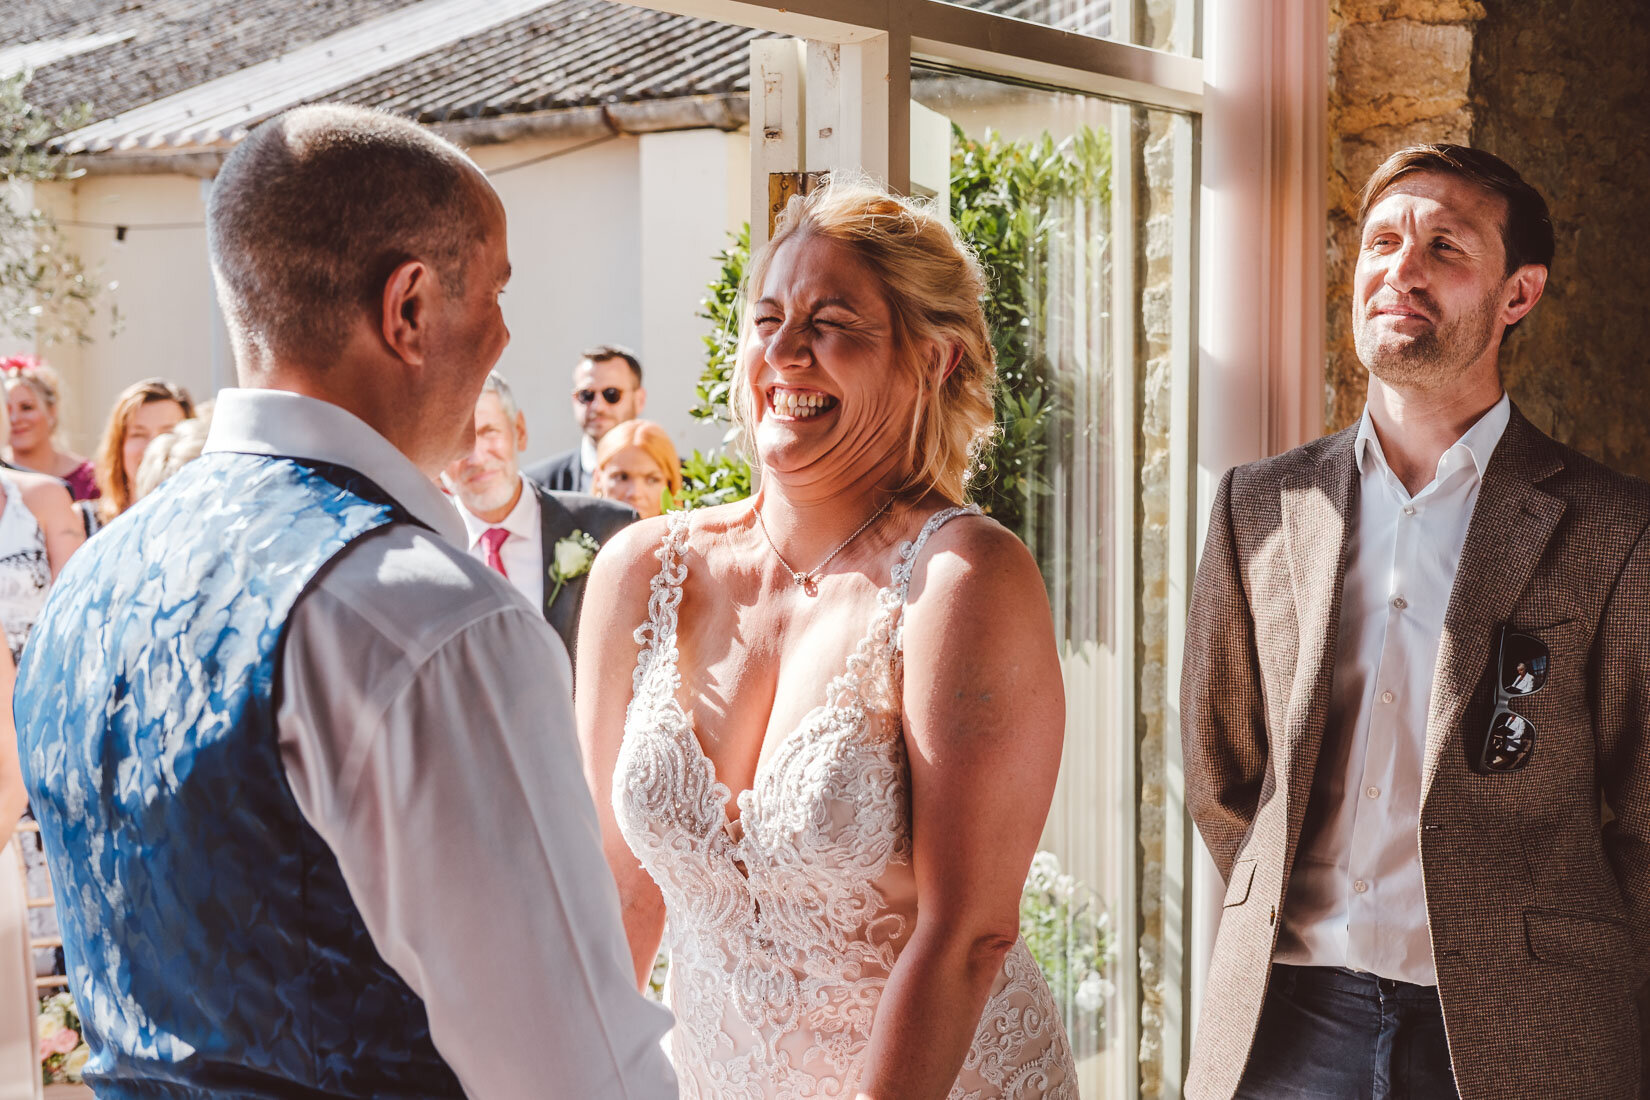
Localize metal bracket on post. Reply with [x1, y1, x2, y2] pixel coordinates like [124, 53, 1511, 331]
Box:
[767, 171, 830, 236]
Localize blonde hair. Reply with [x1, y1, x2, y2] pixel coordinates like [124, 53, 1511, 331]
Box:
[2, 357, 69, 448]
[94, 378, 196, 520]
[593, 419, 683, 498]
[731, 176, 996, 504]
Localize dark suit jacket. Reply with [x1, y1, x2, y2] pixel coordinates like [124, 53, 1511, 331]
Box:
[524, 448, 585, 493]
[534, 483, 635, 669]
[1181, 404, 1650, 1100]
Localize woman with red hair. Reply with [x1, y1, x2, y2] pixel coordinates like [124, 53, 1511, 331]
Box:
[591, 419, 682, 520]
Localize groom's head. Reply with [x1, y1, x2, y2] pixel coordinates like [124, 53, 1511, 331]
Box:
[207, 104, 512, 471]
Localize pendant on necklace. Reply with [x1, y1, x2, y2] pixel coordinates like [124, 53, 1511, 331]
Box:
[796, 573, 819, 597]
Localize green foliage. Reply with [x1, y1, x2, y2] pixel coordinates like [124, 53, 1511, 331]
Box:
[677, 228, 755, 508]
[0, 73, 117, 347]
[675, 445, 754, 509]
[952, 124, 1110, 535]
[690, 224, 748, 426]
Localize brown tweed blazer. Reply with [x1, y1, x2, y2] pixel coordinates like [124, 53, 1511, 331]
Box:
[1181, 404, 1650, 1100]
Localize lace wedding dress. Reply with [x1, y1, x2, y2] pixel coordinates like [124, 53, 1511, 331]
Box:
[614, 506, 1077, 1099]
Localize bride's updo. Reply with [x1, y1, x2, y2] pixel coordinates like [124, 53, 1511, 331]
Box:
[731, 176, 997, 505]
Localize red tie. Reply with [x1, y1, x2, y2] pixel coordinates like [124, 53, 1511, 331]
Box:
[479, 527, 510, 578]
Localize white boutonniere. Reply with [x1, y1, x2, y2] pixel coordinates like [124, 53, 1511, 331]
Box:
[547, 529, 601, 610]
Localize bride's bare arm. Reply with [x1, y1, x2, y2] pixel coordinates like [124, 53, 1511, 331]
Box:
[856, 519, 1066, 1100]
[575, 517, 671, 990]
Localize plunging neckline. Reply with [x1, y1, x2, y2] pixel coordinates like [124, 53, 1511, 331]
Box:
[632, 505, 980, 845]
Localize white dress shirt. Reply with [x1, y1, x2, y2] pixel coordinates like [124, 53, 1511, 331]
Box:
[203, 389, 675, 1099]
[580, 434, 599, 491]
[454, 474, 546, 611]
[1275, 393, 1511, 986]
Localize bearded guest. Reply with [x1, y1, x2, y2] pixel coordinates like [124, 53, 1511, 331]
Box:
[444, 371, 636, 668]
[1183, 144, 1649, 1099]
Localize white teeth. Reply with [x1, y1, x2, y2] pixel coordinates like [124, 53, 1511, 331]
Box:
[770, 389, 830, 418]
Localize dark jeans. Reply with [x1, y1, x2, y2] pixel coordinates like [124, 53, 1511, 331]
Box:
[1234, 964, 1462, 1100]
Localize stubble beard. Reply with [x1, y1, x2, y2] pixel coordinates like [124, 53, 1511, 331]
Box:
[1355, 286, 1503, 394]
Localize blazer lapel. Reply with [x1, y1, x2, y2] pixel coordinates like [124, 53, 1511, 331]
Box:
[536, 487, 579, 639]
[1421, 405, 1566, 799]
[1279, 429, 1360, 812]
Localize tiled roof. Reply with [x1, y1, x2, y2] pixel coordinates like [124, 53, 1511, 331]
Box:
[9, 0, 1111, 156]
[325, 0, 769, 124]
[13, 0, 424, 123]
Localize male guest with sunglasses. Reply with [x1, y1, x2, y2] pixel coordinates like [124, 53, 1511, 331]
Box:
[525, 344, 646, 492]
[1183, 144, 1649, 1100]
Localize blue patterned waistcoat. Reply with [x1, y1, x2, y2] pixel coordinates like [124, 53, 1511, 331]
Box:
[15, 452, 465, 1098]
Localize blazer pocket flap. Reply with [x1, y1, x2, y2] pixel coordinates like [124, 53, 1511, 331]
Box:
[1524, 908, 1636, 972]
[1224, 859, 1258, 908]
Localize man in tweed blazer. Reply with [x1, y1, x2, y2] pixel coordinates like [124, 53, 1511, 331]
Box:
[1184, 145, 1649, 1099]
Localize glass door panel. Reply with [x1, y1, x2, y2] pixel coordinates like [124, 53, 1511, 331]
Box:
[911, 65, 1193, 1098]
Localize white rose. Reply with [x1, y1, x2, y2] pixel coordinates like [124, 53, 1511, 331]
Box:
[554, 539, 594, 578]
[64, 1044, 90, 1080]
[38, 1015, 62, 1040]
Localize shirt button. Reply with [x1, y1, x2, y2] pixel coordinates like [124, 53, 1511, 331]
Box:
[1366, 786, 1381, 799]
[1353, 880, 1369, 894]
[1402, 505, 1416, 516]
[1391, 595, 1408, 610]
[1380, 690, 1396, 704]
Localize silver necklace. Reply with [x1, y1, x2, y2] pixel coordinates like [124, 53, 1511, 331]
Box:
[754, 499, 893, 597]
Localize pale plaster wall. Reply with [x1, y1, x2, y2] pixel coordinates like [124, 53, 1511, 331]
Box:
[24, 127, 749, 468]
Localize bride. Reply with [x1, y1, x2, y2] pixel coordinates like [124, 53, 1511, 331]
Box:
[578, 178, 1076, 1099]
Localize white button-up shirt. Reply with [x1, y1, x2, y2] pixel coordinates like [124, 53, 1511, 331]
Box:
[1275, 393, 1511, 986]
[204, 389, 676, 1099]
[454, 473, 546, 611]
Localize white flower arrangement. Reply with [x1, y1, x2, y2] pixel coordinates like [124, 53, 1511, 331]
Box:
[547, 529, 602, 610]
[1020, 849, 1116, 1054]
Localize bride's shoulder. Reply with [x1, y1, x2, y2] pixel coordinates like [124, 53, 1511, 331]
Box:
[904, 509, 1045, 615]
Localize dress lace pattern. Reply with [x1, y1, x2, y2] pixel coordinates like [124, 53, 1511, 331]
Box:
[614, 507, 1077, 1099]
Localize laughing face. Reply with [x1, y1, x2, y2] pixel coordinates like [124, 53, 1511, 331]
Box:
[743, 233, 919, 493]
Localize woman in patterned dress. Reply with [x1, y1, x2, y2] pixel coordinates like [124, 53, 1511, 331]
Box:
[579, 178, 1077, 1099]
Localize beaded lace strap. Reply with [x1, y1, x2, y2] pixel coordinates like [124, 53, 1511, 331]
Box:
[630, 510, 691, 703]
[886, 504, 984, 652]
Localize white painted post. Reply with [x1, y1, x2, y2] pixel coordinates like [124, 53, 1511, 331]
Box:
[749, 38, 805, 252]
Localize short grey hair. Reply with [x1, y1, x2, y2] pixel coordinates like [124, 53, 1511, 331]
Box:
[207, 104, 492, 366]
[480, 370, 520, 423]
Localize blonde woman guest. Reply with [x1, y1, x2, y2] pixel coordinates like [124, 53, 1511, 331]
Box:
[131, 406, 213, 502]
[591, 419, 682, 520]
[0, 357, 96, 501]
[579, 178, 1077, 1099]
[93, 379, 195, 522]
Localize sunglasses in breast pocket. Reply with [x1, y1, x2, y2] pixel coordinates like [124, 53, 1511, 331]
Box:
[1472, 624, 1548, 774]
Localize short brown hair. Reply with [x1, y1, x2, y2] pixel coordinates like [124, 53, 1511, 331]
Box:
[581, 344, 643, 385]
[208, 104, 492, 366]
[1358, 144, 1555, 275]
[733, 176, 996, 505]
[94, 377, 195, 520]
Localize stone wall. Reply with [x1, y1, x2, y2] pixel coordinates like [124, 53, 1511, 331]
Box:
[1470, 0, 1650, 475]
[1325, 0, 1484, 432]
[1325, 0, 1650, 482]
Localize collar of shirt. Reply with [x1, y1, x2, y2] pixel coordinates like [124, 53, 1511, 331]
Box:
[203, 387, 466, 546]
[453, 473, 540, 551]
[1353, 391, 1512, 500]
[580, 434, 598, 476]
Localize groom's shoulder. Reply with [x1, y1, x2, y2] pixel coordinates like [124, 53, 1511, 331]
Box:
[1223, 424, 1358, 503]
[301, 519, 546, 656]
